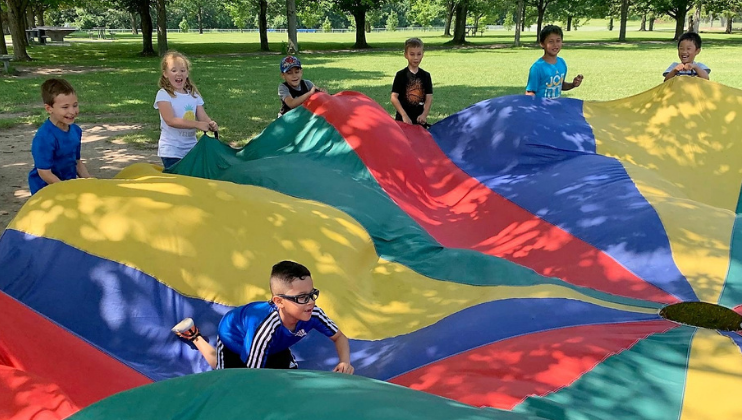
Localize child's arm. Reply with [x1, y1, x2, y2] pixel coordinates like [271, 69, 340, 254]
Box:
[157, 101, 211, 132]
[76, 160, 93, 178]
[690, 63, 709, 80]
[283, 85, 317, 110]
[329, 330, 354, 374]
[196, 105, 219, 132]
[418, 93, 433, 124]
[562, 74, 584, 91]
[664, 64, 685, 81]
[37, 169, 62, 186]
[390, 92, 412, 124]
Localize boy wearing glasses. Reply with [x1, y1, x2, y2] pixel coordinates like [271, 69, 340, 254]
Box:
[172, 261, 354, 374]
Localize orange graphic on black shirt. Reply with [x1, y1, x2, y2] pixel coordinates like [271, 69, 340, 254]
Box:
[406, 79, 425, 105]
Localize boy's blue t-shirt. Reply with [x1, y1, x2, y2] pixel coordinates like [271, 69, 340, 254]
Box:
[218, 301, 339, 368]
[526, 57, 568, 99]
[28, 119, 82, 194]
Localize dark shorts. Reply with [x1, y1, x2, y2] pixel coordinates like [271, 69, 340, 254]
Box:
[216, 338, 298, 370]
[160, 157, 181, 169]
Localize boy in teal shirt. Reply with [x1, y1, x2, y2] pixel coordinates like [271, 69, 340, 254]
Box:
[526, 25, 583, 99]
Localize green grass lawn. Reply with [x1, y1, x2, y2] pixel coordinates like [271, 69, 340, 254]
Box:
[3, 27, 742, 145]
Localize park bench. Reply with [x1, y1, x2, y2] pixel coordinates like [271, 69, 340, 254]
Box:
[0, 55, 12, 73]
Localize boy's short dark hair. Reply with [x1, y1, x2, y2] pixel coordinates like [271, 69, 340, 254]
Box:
[41, 78, 75, 107]
[404, 37, 424, 52]
[678, 32, 702, 49]
[539, 25, 563, 44]
[270, 261, 311, 292]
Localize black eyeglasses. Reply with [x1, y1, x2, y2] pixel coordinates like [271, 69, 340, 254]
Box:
[278, 288, 320, 304]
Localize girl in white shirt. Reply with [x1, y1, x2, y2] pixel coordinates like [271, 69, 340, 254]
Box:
[154, 51, 218, 169]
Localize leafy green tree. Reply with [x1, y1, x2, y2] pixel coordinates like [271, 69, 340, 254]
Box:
[225, 0, 269, 50]
[649, 0, 693, 38]
[178, 16, 189, 31]
[4, 0, 32, 60]
[526, 0, 558, 36]
[322, 15, 332, 30]
[330, 0, 388, 48]
[450, 0, 468, 44]
[706, 0, 741, 33]
[410, 0, 445, 27]
[386, 9, 398, 30]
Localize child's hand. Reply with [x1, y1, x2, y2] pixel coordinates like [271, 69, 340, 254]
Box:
[573, 74, 584, 87]
[333, 362, 354, 375]
[316, 87, 327, 93]
[208, 120, 219, 132]
[675, 63, 686, 73]
[197, 121, 210, 132]
[402, 115, 412, 124]
[416, 114, 427, 124]
[309, 86, 317, 95]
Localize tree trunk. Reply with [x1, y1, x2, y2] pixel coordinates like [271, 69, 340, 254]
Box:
[608, 17, 614, 31]
[673, 8, 687, 39]
[6, 0, 31, 60]
[709, 12, 713, 28]
[443, 0, 454, 36]
[451, 0, 468, 44]
[649, 15, 655, 30]
[138, 0, 156, 56]
[286, 0, 298, 52]
[536, 6, 545, 36]
[352, 9, 368, 48]
[514, 0, 523, 46]
[567, 15, 572, 31]
[725, 15, 732, 34]
[35, 4, 43, 26]
[259, 0, 268, 51]
[618, 0, 629, 41]
[692, 4, 700, 32]
[156, 0, 167, 56]
[197, 6, 203, 34]
[25, 6, 32, 28]
[0, 7, 8, 55]
[130, 11, 138, 34]
[640, 13, 646, 31]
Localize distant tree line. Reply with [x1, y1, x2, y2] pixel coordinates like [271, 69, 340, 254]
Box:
[2, 0, 740, 61]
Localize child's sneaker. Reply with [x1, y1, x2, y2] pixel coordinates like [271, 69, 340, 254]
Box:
[172, 317, 201, 341]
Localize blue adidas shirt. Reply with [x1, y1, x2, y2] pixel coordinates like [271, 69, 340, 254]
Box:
[28, 119, 82, 194]
[526, 57, 568, 99]
[218, 301, 338, 368]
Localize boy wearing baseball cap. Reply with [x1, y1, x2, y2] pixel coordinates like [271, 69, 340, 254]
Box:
[277, 55, 325, 117]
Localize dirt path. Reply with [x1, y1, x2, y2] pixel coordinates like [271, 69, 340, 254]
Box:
[0, 123, 160, 230]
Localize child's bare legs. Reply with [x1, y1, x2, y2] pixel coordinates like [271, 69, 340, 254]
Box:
[172, 318, 217, 369]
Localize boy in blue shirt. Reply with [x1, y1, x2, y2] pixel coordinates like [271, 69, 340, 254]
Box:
[663, 32, 710, 81]
[173, 261, 354, 374]
[526, 25, 583, 99]
[28, 78, 92, 195]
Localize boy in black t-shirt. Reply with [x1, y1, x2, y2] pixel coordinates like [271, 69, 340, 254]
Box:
[391, 38, 433, 126]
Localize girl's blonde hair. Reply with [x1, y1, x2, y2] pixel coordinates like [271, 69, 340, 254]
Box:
[159, 51, 201, 98]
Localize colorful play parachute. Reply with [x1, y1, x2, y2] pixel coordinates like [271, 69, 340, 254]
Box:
[2, 76, 742, 419]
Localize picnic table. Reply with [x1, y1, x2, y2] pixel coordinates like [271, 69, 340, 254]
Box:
[465, 25, 478, 36]
[25, 28, 48, 44]
[90, 27, 111, 39]
[0, 55, 12, 73]
[26, 27, 78, 43]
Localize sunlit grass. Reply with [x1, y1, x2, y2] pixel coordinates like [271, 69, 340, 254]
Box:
[3, 26, 742, 146]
